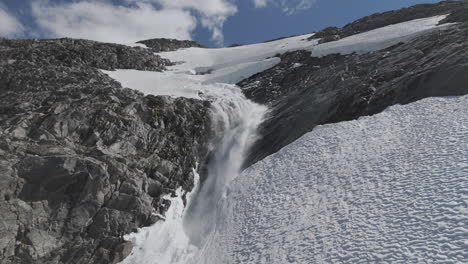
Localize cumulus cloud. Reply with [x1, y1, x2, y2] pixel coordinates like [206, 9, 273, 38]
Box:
[142, 0, 237, 44]
[31, 1, 197, 44]
[253, 0, 317, 15]
[0, 4, 24, 37]
[31, 0, 237, 45]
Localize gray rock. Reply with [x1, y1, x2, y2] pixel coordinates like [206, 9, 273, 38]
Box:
[0, 38, 212, 263]
[137, 38, 206, 53]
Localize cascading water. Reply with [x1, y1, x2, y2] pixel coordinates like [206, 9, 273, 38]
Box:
[120, 83, 267, 264]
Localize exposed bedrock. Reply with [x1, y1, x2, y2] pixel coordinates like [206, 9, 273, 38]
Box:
[137, 38, 206, 53]
[0, 39, 212, 263]
[240, 9, 468, 166]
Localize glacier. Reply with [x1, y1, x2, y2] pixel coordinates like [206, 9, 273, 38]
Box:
[102, 14, 466, 264]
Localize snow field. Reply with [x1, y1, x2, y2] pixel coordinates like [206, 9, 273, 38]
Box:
[201, 96, 468, 264]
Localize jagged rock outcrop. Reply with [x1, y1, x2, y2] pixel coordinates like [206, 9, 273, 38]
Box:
[0, 39, 212, 263]
[240, 1, 468, 165]
[137, 38, 206, 53]
[0, 38, 171, 71]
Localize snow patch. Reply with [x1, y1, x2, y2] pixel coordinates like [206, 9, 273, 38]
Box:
[122, 42, 148, 49]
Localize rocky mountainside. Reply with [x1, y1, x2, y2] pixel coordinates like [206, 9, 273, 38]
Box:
[240, 1, 468, 165]
[309, 0, 466, 43]
[0, 39, 212, 263]
[136, 39, 206, 53]
[1, 1, 468, 264]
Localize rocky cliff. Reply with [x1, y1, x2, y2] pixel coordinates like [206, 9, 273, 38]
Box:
[240, 1, 468, 165]
[0, 39, 212, 263]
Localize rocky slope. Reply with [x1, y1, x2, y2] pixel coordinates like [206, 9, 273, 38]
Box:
[240, 1, 468, 165]
[137, 39, 206, 53]
[309, 0, 466, 43]
[0, 39, 212, 263]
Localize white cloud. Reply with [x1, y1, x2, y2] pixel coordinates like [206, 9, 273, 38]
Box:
[31, 1, 196, 44]
[253, 0, 317, 14]
[253, 0, 268, 8]
[31, 0, 237, 45]
[143, 0, 237, 44]
[0, 4, 24, 37]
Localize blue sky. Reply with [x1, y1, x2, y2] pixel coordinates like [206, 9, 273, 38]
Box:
[0, 0, 442, 47]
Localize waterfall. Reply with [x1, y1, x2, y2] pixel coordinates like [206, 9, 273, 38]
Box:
[120, 83, 267, 264]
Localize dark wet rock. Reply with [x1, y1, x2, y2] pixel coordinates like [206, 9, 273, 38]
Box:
[0, 38, 212, 263]
[312, 27, 341, 44]
[137, 38, 206, 53]
[308, 0, 467, 43]
[240, 13, 468, 166]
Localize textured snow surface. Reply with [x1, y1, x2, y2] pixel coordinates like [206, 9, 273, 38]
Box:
[200, 96, 468, 264]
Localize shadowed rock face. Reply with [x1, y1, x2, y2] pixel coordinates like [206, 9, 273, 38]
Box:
[240, 3, 468, 166]
[137, 38, 206, 53]
[0, 39, 212, 263]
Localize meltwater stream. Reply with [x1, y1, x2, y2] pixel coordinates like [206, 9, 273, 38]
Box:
[121, 84, 267, 264]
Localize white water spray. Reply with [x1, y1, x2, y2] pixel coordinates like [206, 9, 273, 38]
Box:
[120, 84, 267, 264]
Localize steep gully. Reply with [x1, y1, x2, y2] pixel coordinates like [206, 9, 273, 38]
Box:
[121, 84, 267, 264]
